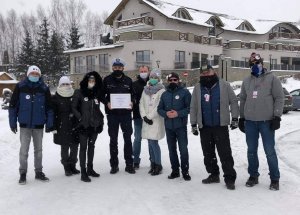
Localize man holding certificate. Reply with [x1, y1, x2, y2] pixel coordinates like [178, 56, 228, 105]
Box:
[103, 58, 136, 174]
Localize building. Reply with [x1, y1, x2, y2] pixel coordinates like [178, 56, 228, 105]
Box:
[65, 0, 300, 85]
[0, 72, 18, 95]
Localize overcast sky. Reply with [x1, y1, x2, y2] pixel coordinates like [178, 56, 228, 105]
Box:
[1, 0, 300, 22]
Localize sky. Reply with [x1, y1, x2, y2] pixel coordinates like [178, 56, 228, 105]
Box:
[1, 0, 300, 22]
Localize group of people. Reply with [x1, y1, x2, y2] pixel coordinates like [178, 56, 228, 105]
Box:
[8, 52, 284, 191]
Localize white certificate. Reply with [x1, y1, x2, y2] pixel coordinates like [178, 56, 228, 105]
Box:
[110, 93, 131, 109]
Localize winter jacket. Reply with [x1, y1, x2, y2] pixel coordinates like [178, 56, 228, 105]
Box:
[190, 79, 239, 128]
[157, 85, 191, 130]
[140, 87, 165, 140]
[103, 73, 134, 115]
[72, 71, 104, 133]
[52, 93, 78, 145]
[9, 78, 53, 129]
[132, 75, 148, 119]
[240, 70, 284, 121]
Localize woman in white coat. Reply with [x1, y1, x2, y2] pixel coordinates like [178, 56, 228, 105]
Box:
[139, 69, 165, 175]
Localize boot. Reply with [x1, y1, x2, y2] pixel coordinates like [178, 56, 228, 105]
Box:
[168, 170, 180, 179]
[70, 164, 80, 174]
[19, 173, 26, 185]
[226, 181, 236, 190]
[148, 162, 155, 174]
[110, 166, 119, 174]
[35, 172, 49, 182]
[269, 180, 279, 191]
[151, 164, 162, 176]
[87, 165, 100, 177]
[202, 174, 220, 184]
[63, 164, 72, 176]
[182, 171, 191, 181]
[125, 165, 136, 174]
[245, 176, 259, 187]
[81, 168, 91, 182]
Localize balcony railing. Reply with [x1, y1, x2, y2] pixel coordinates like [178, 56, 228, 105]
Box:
[135, 61, 152, 68]
[179, 32, 188, 41]
[191, 61, 201, 69]
[269, 32, 300, 40]
[174, 62, 186, 69]
[231, 60, 300, 71]
[241, 42, 251, 48]
[138, 31, 152, 40]
[117, 16, 154, 28]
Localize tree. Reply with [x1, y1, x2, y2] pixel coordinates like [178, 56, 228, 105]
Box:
[67, 22, 84, 49]
[17, 30, 35, 72]
[2, 50, 9, 64]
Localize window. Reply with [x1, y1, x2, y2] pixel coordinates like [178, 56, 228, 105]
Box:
[99, 54, 108, 66]
[86, 55, 96, 73]
[74, 56, 84, 73]
[136, 50, 150, 62]
[172, 8, 193, 20]
[191, 53, 200, 68]
[175, 51, 185, 69]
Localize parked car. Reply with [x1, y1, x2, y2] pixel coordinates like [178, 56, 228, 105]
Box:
[289, 89, 300, 110]
[283, 87, 293, 114]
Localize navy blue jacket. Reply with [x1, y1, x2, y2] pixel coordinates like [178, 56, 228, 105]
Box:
[9, 78, 54, 129]
[157, 85, 191, 129]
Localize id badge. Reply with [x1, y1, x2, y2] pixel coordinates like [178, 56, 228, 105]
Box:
[94, 99, 99, 105]
[252, 91, 258, 99]
[204, 94, 210, 102]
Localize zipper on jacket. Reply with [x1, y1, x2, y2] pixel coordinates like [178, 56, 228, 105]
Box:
[30, 91, 34, 128]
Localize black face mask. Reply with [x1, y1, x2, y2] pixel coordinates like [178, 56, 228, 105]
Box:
[168, 83, 178, 90]
[200, 74, 219, 88]
[112, 70, 124, 78]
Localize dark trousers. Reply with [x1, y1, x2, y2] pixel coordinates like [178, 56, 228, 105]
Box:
[107, 113, 133, 167]
[165, 127, 189, 173]
[61, 143, 79, 165]
[79, 129, 98, 168]
[200, 126, 236, 183]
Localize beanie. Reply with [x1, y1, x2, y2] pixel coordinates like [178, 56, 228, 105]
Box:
[27, 65, 41, 76]
[58, 76, 71, 87]
[167, 72, 179, 81]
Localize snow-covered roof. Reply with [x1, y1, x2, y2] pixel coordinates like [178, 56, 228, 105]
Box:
[0, 80, 18, 84]
[0, 72, 17, 81]
[64, 44, 124, 54]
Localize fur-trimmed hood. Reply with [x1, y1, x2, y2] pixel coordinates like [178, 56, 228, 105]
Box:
[80, 71, 103, 98]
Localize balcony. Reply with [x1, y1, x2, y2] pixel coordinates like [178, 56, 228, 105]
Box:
[117, 16, 154, 28]
[135, 61, 152, 68]
[269, 32, 300, 41]
[174, 62, 186, 69]
[191, 61, 201, 69]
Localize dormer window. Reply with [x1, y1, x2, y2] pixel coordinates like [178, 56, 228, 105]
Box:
[237, 21, 255, 31]
[272, 26, 292, 33]
[205, 16, 224, 27]
[172, 8, 193, 20]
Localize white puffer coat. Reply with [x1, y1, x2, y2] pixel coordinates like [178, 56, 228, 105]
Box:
[139, 88, 165, 140]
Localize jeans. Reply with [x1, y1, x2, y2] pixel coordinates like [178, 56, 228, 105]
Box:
[133, 118, 142, 164]
[165, 127, 189, 173]
[79, 129, 98, 168]
[245, 120, 280, 180]
[107, 113, 133, 167]
[19, 128, 44, 174]
[148, 139, 161, 165]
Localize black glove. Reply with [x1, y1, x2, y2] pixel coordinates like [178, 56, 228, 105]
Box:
[45, 127, 54, 133]
[11, 127, 17, 134]
[238, 118, 245, 133]
[143, 116, 153, 125]
[191, 124, 199, 136]
[230, 118, 238, 130]
[270, 116, 281, 130]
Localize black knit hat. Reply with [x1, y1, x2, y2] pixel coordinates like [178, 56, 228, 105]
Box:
[167, 72, 179, 81]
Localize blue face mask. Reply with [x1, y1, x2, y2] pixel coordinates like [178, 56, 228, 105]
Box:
[28, 75, 39, 82]
[149, 79, 158, 85]
[251, 64, 263, 77]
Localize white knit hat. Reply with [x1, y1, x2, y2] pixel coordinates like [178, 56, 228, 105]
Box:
[27, 65, 41, 76]
[58, 76, 71, 87]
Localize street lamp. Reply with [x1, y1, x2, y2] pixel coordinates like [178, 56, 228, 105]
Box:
[156, 60, 161, 68]
[220, 54, 225, 79]
[269, 54, 272, 71]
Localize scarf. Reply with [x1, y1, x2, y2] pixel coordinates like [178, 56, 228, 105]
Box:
[144, 83, 164, 95]
[57, 86, 74, 97]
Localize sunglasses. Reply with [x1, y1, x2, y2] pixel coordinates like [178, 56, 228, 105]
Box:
[168, 79, 178, 82]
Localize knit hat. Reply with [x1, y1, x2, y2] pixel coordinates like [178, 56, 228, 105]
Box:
[58, 76, 71, 87]
[112, 58, 126, 67]
[200, 64, 213, 73]
[149, 68, 161, 79]
[167, 72, 179, 81]
[27, 65, 41, 76]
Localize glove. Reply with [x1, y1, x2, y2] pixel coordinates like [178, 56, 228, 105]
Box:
[52, 130, 57, 134]
[270, 116, 281, 130]
[143, 116, 153, 125]
[191, 124, 199, 136]
[238, 118, 245, 133]
[230, 118, 238, 130]
[45, 127, 54, 133]
[11, 127, 17, 134]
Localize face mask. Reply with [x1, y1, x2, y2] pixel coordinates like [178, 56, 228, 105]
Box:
[88, 83, 95, 89]
[28, 76, 39, 82]
[149, 79, 158, 85]
[251, 64, 263, 77]
[140, 73, 149, 79]
[112, 70, 123, 78]
[168, 83, 178, 90]
[200, 74, 219, 88]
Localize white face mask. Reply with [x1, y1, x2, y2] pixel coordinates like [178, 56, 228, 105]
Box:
[88, 83, 95, 89]
[140, 73, 149, 79]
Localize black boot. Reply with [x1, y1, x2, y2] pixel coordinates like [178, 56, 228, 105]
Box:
[19, 173, 26, 185]
[269, 180, 279, 191]
[110, 166, 119, 174]
[245, 176, 259, 187]
[125, 165, 136, 174]
[202, 174, 220, 184]
[168, 170, 180, 179]
[148, 162, 155, 174]
[35, 172, 49, 182]
[63, 164, 72, 176]
[151, 164, 162, 176]
[87, 165, 100, 177]
[182, 171, 191, 181]
[81, 168, 91, 182]
[70, 164, 80, 174]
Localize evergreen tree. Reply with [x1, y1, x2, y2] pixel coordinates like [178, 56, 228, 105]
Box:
[67, 22, 84, 49]
[17, 30, 35, 72]
[35, 17, 51, 75]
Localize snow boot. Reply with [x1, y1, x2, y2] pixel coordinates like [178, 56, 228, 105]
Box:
[269, 180, 279, 191]
[110, 166, 119, 174]
[226, 181, 236, 190]
[125, 165, 136, 174]
[182, 171, 191, 181]
[35, 172, 49, 182]
[134, 163, 140, 169]
[70, 164, 80, 174]
[87, 165, 100, 177]
[245, 176, 259, 187]
[63, 164, 72, 176]
[151, 164, 162, 176]
[202, 174, 220, 184]
[81, 168, 91, 182]
[148, 162, 155, 174]
[168, 170, 180, 179]
[19, 173, 26, 185]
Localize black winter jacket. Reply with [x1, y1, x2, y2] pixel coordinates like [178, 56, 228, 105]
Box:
[132, 75, 148, 119]
[103, 73, 134, 115]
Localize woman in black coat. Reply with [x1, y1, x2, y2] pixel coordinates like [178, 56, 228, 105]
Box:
[52, 76, 80, 176]
[72, 71, 104, 182]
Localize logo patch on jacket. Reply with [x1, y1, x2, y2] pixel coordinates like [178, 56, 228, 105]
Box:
[26, 95, 31, 99]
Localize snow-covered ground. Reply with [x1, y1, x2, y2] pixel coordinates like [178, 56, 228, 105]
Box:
[1, 77, 300, 215]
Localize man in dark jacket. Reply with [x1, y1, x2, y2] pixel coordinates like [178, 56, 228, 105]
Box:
[72, 71, 104, 182]
[132, 65, 150, 169]
[103, 58, 135, 174]
[157, 72, 191, 181]
[9, 65, 54, 185]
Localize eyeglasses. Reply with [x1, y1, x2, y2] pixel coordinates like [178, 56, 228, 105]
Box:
[168, 79, 178, 82]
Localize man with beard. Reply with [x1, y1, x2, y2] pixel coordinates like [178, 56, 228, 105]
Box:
[103, 58, 135, 174]
[190, 65, 239, 190]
